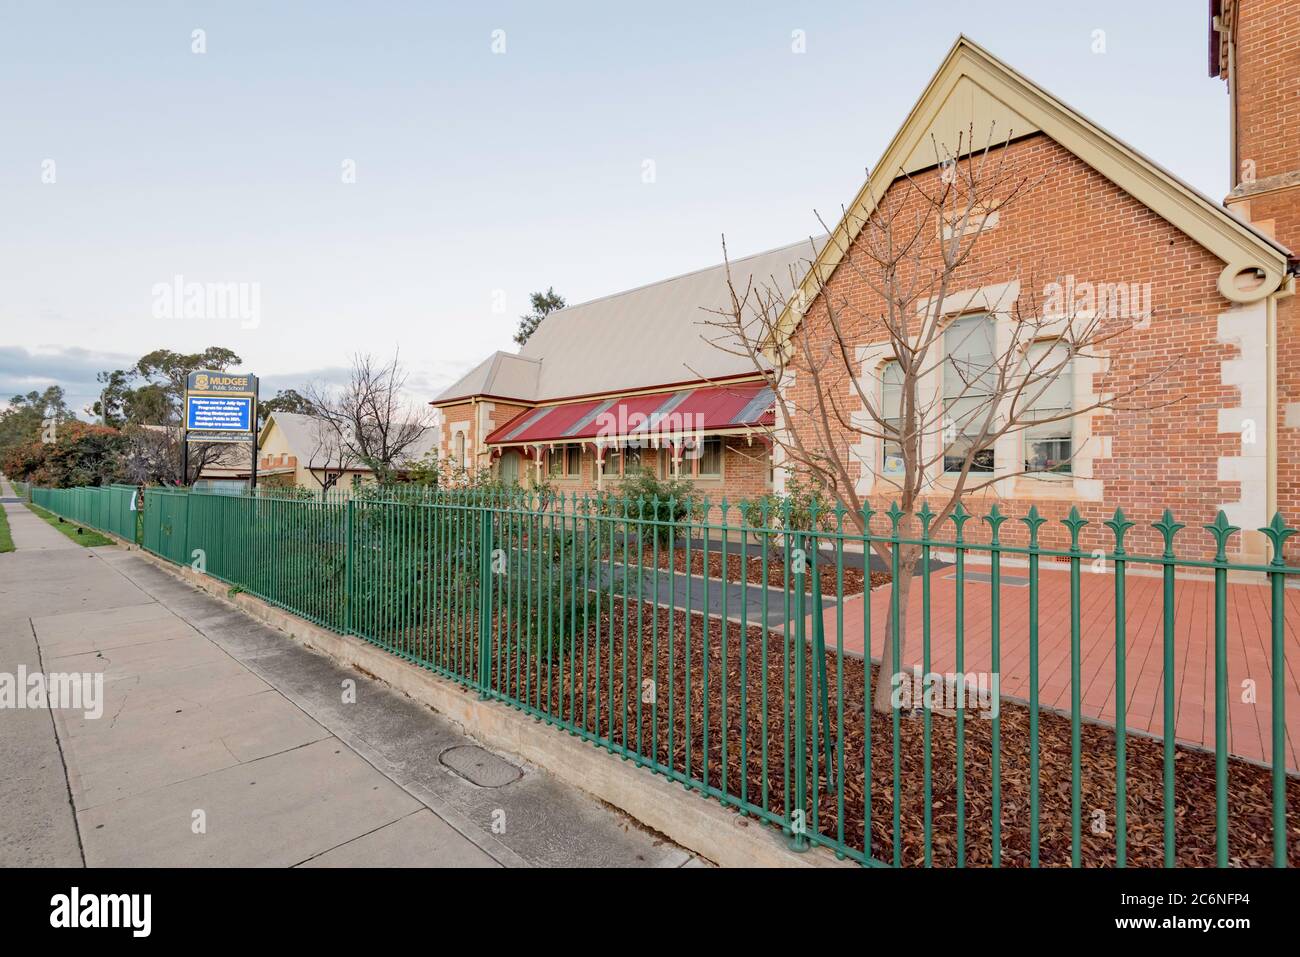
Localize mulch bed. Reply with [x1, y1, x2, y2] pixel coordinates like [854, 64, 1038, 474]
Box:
[629, 542, 885, 596]
[486, 598, 1298, 867]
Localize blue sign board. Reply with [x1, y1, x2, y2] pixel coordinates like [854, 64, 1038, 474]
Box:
[187, 395, 253, 432]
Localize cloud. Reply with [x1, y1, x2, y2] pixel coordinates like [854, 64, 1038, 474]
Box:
[0, 345, 138, 417]
[0, 346, 478, 421]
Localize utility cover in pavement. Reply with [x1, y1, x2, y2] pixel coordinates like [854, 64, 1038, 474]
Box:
[439, 745, 522, 787]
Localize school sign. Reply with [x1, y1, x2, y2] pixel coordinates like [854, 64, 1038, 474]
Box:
[185, 371, 257, 445]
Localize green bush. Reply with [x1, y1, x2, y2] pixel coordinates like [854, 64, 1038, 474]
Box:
[597, 472, 701, 544]
[496, 528, 596, 662]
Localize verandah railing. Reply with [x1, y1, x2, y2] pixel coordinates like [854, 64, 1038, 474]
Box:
[38, 483, 1299, 866]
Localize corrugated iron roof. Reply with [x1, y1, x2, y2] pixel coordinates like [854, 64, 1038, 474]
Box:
[484, 381, 775, 446]
[434, 238, 821, 405]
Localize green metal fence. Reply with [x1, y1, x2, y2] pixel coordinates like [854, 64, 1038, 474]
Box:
[30, 484, 141, 542]
[120, 485, 1297, 868]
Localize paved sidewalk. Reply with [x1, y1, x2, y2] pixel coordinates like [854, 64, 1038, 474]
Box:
[0, 481, 700, 868]
[1, 480, 78, 552]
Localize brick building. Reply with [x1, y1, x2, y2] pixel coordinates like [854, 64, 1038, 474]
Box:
[431, 241, 816, 504]
[435, 8, 1298, 557]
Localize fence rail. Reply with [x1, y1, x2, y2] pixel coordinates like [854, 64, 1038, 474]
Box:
[30, 483, 1299, 867]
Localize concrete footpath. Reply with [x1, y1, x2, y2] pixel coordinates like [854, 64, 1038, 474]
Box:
[0, 479, 702, 867]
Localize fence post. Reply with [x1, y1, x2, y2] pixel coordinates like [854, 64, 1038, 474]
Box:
[344, 497, 354, 636]
[790, 529, 809, 852]
[183, 489, 192, 565]
[477, 501, 492, 699]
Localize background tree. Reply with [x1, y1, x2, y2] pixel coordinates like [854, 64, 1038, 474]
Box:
[91, 346, 243, 483]
[513, 287, 566, 346]
[92, 346, 242, 426]
[708, 127, 1175, 710]
[257, 388, 313, 429]
[304, 351, 433, 484]
[0, 387, 75, 461]
[1, 422, 125, 487]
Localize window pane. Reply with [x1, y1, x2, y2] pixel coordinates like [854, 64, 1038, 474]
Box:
[943, 438, 995, 473]
[1023, 340, 1073, 473]
[623, 444, 641, 475]
[881, 360, 902, 420]
[1025, 427, 1072, 473]
[699, 437, 722, 476]
[547, 448, 563, 476]
[1025, 341, 1072, 412]
[880, 361, 905, 476]
[566, 444, 581, 476]
[944, 314, 997, 399]
[943, 315, 996, 472]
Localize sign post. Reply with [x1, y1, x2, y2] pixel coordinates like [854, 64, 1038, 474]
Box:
[183, 370, 258, 490]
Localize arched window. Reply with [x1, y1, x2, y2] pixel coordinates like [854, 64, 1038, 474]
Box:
[453, 431, 466, 467]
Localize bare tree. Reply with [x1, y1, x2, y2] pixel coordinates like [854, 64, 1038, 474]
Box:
[707, 126, 1178, 710]
[305, 351, 433, 484]
[121, 424, 231, 486]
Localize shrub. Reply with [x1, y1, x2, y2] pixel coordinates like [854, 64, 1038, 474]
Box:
[597, 473, 701, 544]
[496, 528, 596, 662]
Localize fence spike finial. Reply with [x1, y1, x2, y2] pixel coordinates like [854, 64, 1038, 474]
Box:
[1104, 507, 1135, 555]
[1151, 508, 1184, 558]
[1259, 512, 1296, 566]
[1020, 504, 1046, 547]
[983, 503, 1008, 543]
[917, 500, 935, 535]
[885, 500, 905, 535]
[1204, 510, 1240, 563]
[949, 501, 971, 540]
[1061, 505, 1088, 550]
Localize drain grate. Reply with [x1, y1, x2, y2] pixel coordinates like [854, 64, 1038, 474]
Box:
[945, 570, 1030, 587]
[439, 745, 522, 788]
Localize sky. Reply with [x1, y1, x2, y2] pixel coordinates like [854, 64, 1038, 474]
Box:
[0, 1, 1230, 417]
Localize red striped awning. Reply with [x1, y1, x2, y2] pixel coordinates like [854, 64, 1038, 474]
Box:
[484, 382, 775, 447]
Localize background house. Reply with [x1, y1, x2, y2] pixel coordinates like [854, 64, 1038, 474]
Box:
[258, 411, 436, 494]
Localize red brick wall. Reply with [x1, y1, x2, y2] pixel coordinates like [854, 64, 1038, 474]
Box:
[436, 399, 533, 473]
[1230, 0, 1300, 558]
[789, 133, 1252, 558]
[1232, 0, 1300, 187]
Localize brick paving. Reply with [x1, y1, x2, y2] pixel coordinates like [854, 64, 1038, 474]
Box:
[817, 563, 1300, 770]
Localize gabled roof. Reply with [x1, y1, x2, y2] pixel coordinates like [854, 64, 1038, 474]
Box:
[774, 35, 1293, 344]
[259, 411, 436, 471]
[434, 238, 822, 407]
[432, 351, 540, 405]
